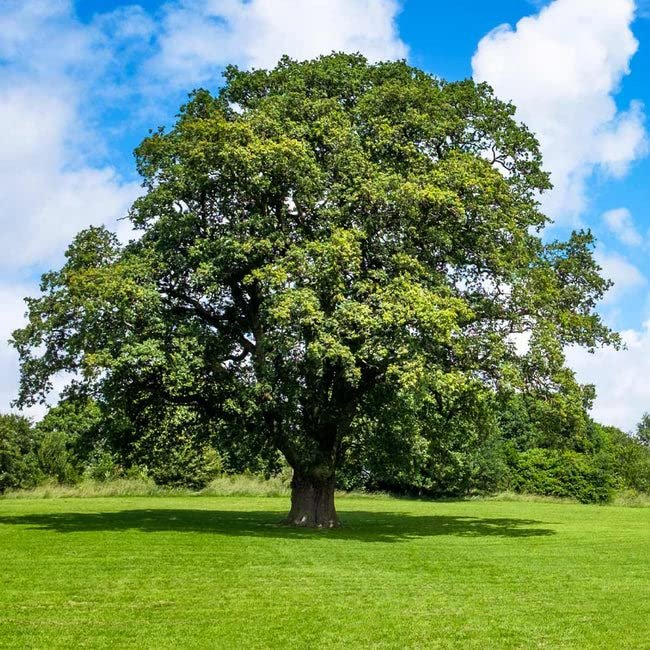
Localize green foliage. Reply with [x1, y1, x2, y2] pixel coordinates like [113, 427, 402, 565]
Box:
[35, 429, 79, 484]
[82, 441, 122, 482]
[145, 439, 222, 490]
[497, 388, 595, 451]
[35, 399, 108, 484]
[12, 54, 616, 510]
[507, 448, 614, 503]
[636, 412, 650, 448]
[0, 415, 42, 493]
[339, 393, 507, 498]
[484, 401, 650, 503]
[120, 403, 224, 488]
[599, 423, 650, 493]
[37, 399, 103, 460]
[484, 395, 650, 503]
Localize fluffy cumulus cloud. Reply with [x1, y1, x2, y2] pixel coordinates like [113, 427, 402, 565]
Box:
[472, 0, 646, 222]
[0, 2, 141, 272]
[595, 248, 646, 305]
[567, 324, 650, 431]
[0, 86, 140, 272]
[150, 0, 407, 85]
[602, 207, 643, 246]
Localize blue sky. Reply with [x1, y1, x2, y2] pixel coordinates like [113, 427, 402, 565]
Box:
[2, 0, 650, 429]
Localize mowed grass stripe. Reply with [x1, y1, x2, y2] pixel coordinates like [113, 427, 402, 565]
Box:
[0, 497, 648, 648]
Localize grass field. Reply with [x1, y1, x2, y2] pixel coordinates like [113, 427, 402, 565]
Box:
[1, 495, 649, 648]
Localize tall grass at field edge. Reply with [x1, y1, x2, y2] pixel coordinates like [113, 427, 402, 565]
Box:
[2, 476, 649, 506]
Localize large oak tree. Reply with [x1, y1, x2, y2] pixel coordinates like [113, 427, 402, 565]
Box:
[13, 54, 616, 526]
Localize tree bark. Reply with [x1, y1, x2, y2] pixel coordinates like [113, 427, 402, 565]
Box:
[284, 469, 340, 528]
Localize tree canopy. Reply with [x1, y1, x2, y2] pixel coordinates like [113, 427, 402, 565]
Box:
[13, 53, 617, 526]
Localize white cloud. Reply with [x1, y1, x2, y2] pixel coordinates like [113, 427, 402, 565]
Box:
[0, 0, 408, 276]
[567, 323, 650, 431]
[472, 0, 646, 222]
[151, 0, 407, 84]
[0, 1, 89, 73]
[0, 288, 27, 415]
[0, 3, 141, 272]
[93, 5, 156, 43]
[0, 86, 140, 272]
[602, 207, 643, 246]
[595, 248, 646, 305]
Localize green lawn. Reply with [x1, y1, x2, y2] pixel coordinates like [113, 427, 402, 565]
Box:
[0, 496, 648, 648]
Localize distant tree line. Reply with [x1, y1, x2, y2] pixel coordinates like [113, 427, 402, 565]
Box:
[338, 392, 650, 503]
[2, 394, 649, 503]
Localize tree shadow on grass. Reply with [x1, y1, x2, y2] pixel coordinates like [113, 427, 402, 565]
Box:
[0, 508, 555, 542]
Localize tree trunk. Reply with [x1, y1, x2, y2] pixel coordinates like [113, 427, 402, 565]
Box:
[284, 469, 340, 528]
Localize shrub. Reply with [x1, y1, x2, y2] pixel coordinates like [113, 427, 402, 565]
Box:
[0, 414, 42, 493]
[147, 440, 223, 490]
[602, 425, 650, 493]
[83, 441, 122, 482]
[36, 429, 80, 484]
[37, 399, 104, 463]
[508, 448, 614, 503]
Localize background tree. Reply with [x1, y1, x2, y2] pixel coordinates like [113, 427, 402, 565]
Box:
[0, 414, 41, 493]
[13, 54, 617, 526]
[636, 412, 650, 447]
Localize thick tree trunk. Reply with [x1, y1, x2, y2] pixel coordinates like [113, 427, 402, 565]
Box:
[284, 470, 340, 528]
